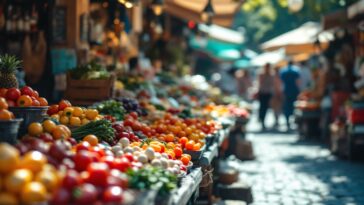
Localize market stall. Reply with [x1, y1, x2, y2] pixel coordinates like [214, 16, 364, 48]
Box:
[0, 52, 251, 205]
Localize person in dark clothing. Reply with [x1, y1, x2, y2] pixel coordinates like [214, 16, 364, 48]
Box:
[280, 60, 301, 130]
[258, 63, 274, 130]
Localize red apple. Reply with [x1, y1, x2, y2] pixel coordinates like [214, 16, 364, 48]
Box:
[6, 88, 21, 101]
[20, 86, 34, 96]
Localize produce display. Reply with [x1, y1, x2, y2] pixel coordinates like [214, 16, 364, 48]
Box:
[0, 55, 251, 205]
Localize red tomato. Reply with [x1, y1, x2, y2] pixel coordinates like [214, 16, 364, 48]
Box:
[103, 186, 124, 203]
[6, 88, 21, 101]
[31, 98, 40, 106]
[74, 151, 94, 172]
[174, 147, 183, 158]
[129, 112, 138, 120]
[62, 170, 82, 190]
[47, 105, 59, 115]
[72, 183, 98, 205]
[76, 141, 91, 152]
[101, 156, 115, 168]
[58, 100, 71, 111]
[86, 162, 109, 187]
[91, 146, 105, 158]
[123, 119, 134, 127]
[109, 170, 129, 188]
[123, 153, 134, 162]
[112, 157, 131, 172]
[20, 86, 34, 96]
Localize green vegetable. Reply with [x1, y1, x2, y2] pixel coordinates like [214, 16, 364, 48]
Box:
[127, 167, 177, 196]
[92, 100, 125, 121]
[72, 119, 115, 144]
[70, 61, 110, 80]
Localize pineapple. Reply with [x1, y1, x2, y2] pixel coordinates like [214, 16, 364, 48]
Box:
[0, 54, 21, 88]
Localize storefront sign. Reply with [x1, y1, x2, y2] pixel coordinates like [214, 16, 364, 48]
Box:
[52, 6, 67, 44]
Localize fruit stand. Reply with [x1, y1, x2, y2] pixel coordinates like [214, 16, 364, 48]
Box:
[0, 55, 250, 205]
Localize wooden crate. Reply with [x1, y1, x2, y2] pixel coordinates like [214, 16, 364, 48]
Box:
[64, 74, 115, 106]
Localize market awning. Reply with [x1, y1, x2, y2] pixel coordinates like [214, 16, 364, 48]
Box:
[165, 0, 243, 27]
[251, 49, 285, 67]
[198, 24, 244, 44]
[261, 22, 334, 55]
[348, 0, 364, 19]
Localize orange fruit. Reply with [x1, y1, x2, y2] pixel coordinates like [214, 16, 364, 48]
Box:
[150, 144, 162, 152]
[0, 97, 8, 110]
[179, 137, 188, 146]
[0, 143, 20, 174]
[164, 134, 174, 143]
[85, 109, 98, 120]
[63, 107, 74, 117]
[37, 97, 48, 106]
[193, 143, 201, 151]
[83, 135, 99, 146]
[50, 114, 60, 121]
[185, 140, 195, 150]
[81, 118, 90, 125]
[27, 123, 43, 136]
[182, 154, 191, 161]
[180, 156, 190, 166]
[17, 95, 32, 107]
[0, 109, 13, 120]
[174, 147, 182, 158]
[69, 117, 81, 126]
[42, 120, 57, 133]
[20, 182, 47, 204]
[19, 151, 47, 173]
[72, 107, 83, 117]
[58, 125, 71, 138]
[4, 169, 33, 194]
[0, 192, 18, 205]
[35, 170, 59, 192]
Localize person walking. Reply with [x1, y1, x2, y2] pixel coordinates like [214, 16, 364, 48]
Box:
[280, 60, 301, 130]
[257, 63, 274, 130]
[235, 69, 252, 101]
[271, 66, 283, 128]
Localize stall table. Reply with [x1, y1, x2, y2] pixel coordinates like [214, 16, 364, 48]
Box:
[295, 109, 321, 140]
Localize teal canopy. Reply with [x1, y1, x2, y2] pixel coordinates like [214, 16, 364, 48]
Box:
[233, 58, 251, 69]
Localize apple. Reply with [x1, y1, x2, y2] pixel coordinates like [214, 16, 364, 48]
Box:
[62, 170, 82, 190]
[20, 86, 34, 96]
[49, 140, 72, 161]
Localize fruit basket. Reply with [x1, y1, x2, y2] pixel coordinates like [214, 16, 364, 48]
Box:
[0, 119, 23, 144]
[9, 106, 48, 137]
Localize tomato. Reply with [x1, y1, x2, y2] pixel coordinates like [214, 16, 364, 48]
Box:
[47, 105, 59, 115]
[6, 100, 15, 107]
[103, 186, 124, 203]
[0, 97, 8, 109]
[20, 86, 34, 96]
[0, 144, 20, 174]
[112, 157, 131, 172]
[179, 137, 188, 146]
[5, 169, 33, 194]
[174, 147, 183, 158]
[0, 88, 7, 97]
[0, 109, 13, 120]
[165, 134, 174, 142]
[83, 135, 99, 146]
[123, 153, 134, 162]
[33, 91, 39, 98]
[58, 100, 71, 111]
[62, 170, 82, 190]
[52, 125, 70, 140]
[180, 156, 190, 166]
[69, 116, 81, 126]
[85, 109, 98, 120]
[101, 156, 115, 168]
[49, 187, 71, 205]
[123, 119, 134, 127]
[16, 95, 33, 107]
[20, 151, 47, 173]
[75, 141, 91, 152]
[49, 140, 72, 162]
[72, 107, 83, 117]
[193, 142, 201, 151]
[74, 151, 94, 172]
[5, 88, 20, 101]
[129, 112, 138, 120]
[86, 162, 109, 187]
[185, 140, 195, 150]
[38, 97, 48, 106]
[72, 183, 98, 205]
[32, 98, 40, 106]
[28, 122, 43, 136]
[20, 182, 47, 204]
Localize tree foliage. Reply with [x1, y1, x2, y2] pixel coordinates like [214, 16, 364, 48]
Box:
[234, 0, 358, 50]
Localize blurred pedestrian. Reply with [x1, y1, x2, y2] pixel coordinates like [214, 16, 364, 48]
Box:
[257, 63, 274, 130]
[235, 69, 252, 100]
[271, 66, 283, 128]
[280, 60, 301, 130]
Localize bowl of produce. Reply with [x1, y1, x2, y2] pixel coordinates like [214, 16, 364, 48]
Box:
[0, 119, 23, 144]
[9, 106, 48, 137]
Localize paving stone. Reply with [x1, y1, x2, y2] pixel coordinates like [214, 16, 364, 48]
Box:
[236, 110, 364, 205]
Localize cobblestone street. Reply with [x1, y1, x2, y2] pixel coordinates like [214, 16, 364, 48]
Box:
[238, 114, 364, 205]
